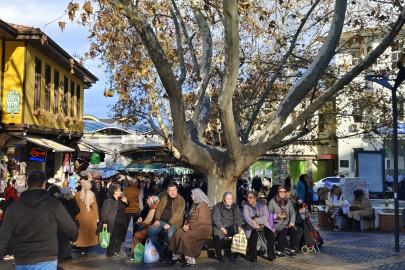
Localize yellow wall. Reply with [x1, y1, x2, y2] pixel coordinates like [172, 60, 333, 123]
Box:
[2, 41, 25, 124]
[25, 43, 84, 128]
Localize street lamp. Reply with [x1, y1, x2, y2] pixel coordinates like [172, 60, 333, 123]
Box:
[365, 61, 405, 252]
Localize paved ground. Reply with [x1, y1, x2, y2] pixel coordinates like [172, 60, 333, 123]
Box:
[1, 217, 405, 270]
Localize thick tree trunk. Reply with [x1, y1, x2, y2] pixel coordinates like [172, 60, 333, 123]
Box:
[206, 174, 237, 205]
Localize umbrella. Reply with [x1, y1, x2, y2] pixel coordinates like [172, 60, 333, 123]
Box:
[112, 164, 126, 170]
[102, 170, 119, 179]
[91, 170, 105, 177]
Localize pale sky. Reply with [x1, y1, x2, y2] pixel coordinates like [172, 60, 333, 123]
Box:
[0, 0, 118, 119]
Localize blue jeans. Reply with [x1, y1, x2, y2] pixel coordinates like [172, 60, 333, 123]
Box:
[148, 221, 177, 254]
[16, 261, 57, 270]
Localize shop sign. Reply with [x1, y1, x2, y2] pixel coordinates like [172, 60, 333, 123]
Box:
[318, 155, 335, 159]
[5, 89, 21, 118]
[29, 146, 46, 162]
[122, 135, 147, 145]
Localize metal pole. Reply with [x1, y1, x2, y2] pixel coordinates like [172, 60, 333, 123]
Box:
[392, 87, 400, 252]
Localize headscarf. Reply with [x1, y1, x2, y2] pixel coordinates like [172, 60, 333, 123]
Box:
[4, 187, 18, 201]
[61, 187, 73, 196]
[222, 192, 233, 209]
[275, 186, 288, 218]
[324, 181, 333, 190]
[189, 188, 212, 216]
[147, 196, 160, 209]
[353, 189, 364, 199]
[80, 180, 95, 212]
[48, 185, 60, 198]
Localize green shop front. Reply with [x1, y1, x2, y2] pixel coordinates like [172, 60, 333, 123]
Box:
[251, 161, 274, 185]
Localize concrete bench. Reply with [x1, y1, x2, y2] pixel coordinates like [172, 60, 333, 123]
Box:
[338, 209, 375, 230]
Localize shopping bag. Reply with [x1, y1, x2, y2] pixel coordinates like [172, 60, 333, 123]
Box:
[256, 230, 267, 256]
[231, 230, 247, 255]
[144, 239, 160, 263]
[99, 228, 110, 248]
[133, 243, 145, 262]
[342, 200, 351, 214]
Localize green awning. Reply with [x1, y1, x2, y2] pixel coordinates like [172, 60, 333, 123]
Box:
[126, 163, 166, 172]
[155, 167, 194, 176]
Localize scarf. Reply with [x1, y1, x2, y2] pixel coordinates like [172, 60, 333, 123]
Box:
[222, 192, 233, 209]
[147, 196, 160, 210]
[188, 188, 212, 217]
[80, 180, 94, 212]
[4, 187, 18, 201]
[275, 186, 288, 219]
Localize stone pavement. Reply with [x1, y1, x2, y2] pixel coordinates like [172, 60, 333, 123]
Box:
[1, 224, 405, 269]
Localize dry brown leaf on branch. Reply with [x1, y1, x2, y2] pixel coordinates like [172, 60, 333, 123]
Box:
[83, 1, 94, 14]
[41, 34, 48, 45]
[58, 22, 66, 32]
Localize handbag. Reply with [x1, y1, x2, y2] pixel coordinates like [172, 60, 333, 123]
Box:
[225, 223, 238, 236]
[231, 230, 247, 255]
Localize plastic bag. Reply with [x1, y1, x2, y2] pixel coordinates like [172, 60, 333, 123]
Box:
[342, 200, 351, 214]
[133, 243, 145, 262]
[99, 228, 110, 248]
[313, 193, 318, 201]
[144, 239, 160, 263]
[256, 230, 267, 256]
[231, 230, 247, 255]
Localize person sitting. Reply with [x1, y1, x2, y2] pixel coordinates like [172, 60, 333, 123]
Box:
[268, 186, 297, 258]
[325, 185, 344, 231]
[167, 188, 211, 267]
[347, 189, 373, 231]
[212, 192, 243, 262]
[130, 196, 160, 258]
[285, 188, 304, 253]
[318, 181, 332, 205]
[239, 191, 275, 262]
[148, 183, 185, 262]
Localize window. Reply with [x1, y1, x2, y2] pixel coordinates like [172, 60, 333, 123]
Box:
[53, 70, 60, 114]
[34, 58, 42, 110]
[70, 80, 75, 117]
[44, 64, 51, 111]
[63, 76, 69, 116]
[76, 83, 81, 119]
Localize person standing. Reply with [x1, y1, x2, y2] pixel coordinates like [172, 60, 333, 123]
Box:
[386, 171, 394, 188]
[0, 170, 78, 269]
[296, 174, 314, 205]
[124, 178, 140, 237]
[75, 180, 99, 258]
[251, 175, 262, 193]
[148, 183, 185, 261]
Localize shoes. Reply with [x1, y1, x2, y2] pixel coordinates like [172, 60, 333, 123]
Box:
[80, 253, 89, 259]
[158, 251, 164, 262]
[229, 256, 236, 262]
[114, 252, 123, 256]
[217, 256, 226, 262]
[106, 253, 118, 258]
[268, 258, 275, 262]
[277, 251, 286, 258]
[3, 255, 14, 260]
[334, 226, 340, 231]
[181, 262, 196, 267]
[290, 250, 296, 258]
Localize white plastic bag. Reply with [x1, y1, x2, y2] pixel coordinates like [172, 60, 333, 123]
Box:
[144, 239, 160, 263]
[342, 200, 351, 214]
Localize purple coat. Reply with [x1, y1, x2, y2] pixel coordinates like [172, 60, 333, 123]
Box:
[243, 202, 275, 239]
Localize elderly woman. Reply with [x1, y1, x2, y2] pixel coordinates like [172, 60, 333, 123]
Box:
[347, 189, 373, 231]
[130, 196, 160, 258]
[168, 188, 212, 267]
[319, 181, 333, 205]
[239, 191, 275, 262]
[212, 192, 243, 262]
[325, 185, 344, 231]
[268, 186, 297, 258]
[101, 184, 129, 257]
[57, 187, 80, 261]
[75, 180, 99, 259]
[285, 188, 305, 252]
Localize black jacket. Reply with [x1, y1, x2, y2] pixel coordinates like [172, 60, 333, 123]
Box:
[57, 195, 80, 221]
[252, 177, 262, 192]
[98, 196, 129, 233]
[0, 189, 78, 265]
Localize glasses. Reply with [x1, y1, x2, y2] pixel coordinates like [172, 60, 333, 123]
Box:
[279, 191, 286, 193]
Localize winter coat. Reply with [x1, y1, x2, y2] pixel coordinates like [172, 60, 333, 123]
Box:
[318, 187, 329, 205]
[347, 192, 373, 221]
[99, 196, 129, 234]
[243, 202, 271, 239]
[268, 198, 296, 232]
[296, 181, 314, 204]
[252, 177, 262, 192]
[212, 202, 243, 239]
[57, 195, 80, 220]
[0, 189, 78, 265]
[75, 190, 99, 247]
[154, 194, 185, 230]
[168, 202, 212, 258]
[325, 192, 344, 213]
[124, 184, 140, 213]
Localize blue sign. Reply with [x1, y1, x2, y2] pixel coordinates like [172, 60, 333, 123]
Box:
[29, 156, 45, 162]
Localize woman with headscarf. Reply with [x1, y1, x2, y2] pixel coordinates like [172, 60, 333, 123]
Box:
[57, 187, 80, 261]
[240, 191, 275, 263]
[268, 186, 297, 258]
[75, 180, 99, 258]
[325, 185, 344, 231]
[296, 174, 314, 205]
[319, 181, 333, 205]
[347, 189, 373, 231]
[130, 196, 160, 258]
[212, 192, 243, 262]
[168, 188, 212, 267]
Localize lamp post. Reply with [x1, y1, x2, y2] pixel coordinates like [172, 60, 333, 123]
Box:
[365, 61, 405, 252]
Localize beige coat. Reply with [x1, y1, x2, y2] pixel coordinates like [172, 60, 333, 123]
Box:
[325, 192, 344, 213]
[347, 193, 373, 221]
[75, 190, 99, 247]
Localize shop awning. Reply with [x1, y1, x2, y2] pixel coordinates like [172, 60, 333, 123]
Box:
[126, 163, 166, 172]
[78, 139, 115, 154]
[21, 136, 74, 152]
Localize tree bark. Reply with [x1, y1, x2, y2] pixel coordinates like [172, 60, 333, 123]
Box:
[206, 173, 237, 205]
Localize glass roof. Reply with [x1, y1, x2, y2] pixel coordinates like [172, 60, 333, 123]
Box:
[83, 120, 151, 134]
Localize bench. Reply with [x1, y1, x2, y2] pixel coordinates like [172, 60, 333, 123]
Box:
[338, 209, 375, 230]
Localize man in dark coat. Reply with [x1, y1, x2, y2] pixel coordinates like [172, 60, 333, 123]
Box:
[0, 170, 78, 268]
[251, 175, 262, 193]
[181, 182, 193, 209]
